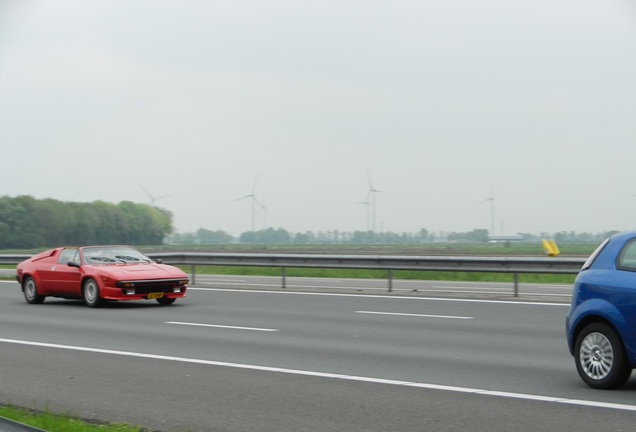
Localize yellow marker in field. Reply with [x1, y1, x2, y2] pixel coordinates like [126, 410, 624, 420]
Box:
[542, 239, 560, 256]
[549, 240, 559, 256]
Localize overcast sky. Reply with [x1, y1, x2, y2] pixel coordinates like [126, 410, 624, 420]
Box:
[1, 0, 635, 237]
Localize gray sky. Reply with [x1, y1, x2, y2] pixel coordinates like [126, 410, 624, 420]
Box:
[1, 0, 636, 237]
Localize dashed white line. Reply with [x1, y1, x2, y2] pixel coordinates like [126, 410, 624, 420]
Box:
[166, 321, 279, 332]
[356, 311, 473, 320]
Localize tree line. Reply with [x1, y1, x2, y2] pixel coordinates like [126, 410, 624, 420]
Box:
[167, 227, 616, 245]
[168, 227, 483, 245]
[0, 195, 617, 249]
[166, 228, 435, 245]
[0, 195, 173, 249]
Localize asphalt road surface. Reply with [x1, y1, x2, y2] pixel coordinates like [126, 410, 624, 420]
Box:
[1, 279, 635, 432]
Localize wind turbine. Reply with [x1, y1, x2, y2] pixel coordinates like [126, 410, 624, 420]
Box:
[481, 185, 495, 236]
[358, 199, 371, 231]
[141, 185, 169, 206]
[234, 177, 261, 233]
[259, 198, 269, 230]
[366, 171, 383, 232]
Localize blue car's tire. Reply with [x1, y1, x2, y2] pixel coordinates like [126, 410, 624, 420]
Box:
[575, 322, 632, 389]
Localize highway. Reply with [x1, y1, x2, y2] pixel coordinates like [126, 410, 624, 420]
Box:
[1, 279, 635, 431]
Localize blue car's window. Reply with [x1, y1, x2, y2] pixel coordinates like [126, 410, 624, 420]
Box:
[617, 239, 636, 271]
[581, 238, 609, 270]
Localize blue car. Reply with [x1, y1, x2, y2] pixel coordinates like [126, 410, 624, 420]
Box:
[566, 230, 636, 389]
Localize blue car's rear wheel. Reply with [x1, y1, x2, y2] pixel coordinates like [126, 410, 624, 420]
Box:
[575, 322, 632, 389]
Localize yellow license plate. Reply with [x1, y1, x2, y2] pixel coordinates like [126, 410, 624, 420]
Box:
[147, 292, 164, 299]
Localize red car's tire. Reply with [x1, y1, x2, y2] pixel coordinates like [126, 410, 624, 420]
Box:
[83, 278, 103, 308]
[23, 277, 45, 304]
[156, 297, 176, 306]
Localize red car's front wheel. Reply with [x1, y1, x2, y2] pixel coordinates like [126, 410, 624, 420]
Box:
[83, 278, 103, 308]
[156, 297, 176, 306]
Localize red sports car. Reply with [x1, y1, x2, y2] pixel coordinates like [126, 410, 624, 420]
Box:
[16, 245, 188, 307]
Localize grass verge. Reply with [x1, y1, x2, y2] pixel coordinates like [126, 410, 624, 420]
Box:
[0, 405, 149, 432]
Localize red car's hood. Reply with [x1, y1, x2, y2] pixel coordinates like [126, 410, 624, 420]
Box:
[90, 263, 187, 279]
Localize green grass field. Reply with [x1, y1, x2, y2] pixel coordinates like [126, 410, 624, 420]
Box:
[143, 242, 598, 256]
[0, 405, 149, 432]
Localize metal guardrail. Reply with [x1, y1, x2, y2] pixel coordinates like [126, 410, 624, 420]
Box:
[1, 252, 585, 296]
[147, 252, 585, 296]
[0, 255, 32, 265]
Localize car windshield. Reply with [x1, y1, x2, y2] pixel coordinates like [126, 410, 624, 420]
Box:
[82, 246, 151, 264]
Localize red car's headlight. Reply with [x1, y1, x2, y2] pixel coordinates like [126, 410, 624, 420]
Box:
[101, 276, 115, 286]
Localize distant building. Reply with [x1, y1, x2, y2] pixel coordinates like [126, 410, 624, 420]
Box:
[488, 234, 524, 243]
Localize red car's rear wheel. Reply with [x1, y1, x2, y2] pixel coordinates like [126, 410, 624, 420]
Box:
[23, 277, 45, 304]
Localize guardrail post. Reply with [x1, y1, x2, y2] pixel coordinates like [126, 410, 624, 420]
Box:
[282, 267, 287, 288]
[388, 269, 393, 292]
[190, 265, 196, 285]
[513, 273, 519, 297]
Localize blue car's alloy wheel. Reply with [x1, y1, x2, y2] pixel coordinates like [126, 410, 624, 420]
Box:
[575, 323, 632, 389]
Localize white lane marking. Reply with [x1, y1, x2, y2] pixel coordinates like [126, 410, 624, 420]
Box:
[290, 278, 349, 283]
[194, 282, 283, 288]
[191, 283, 571, 299]
[1, 337, 634, 413]
[199, 278, 248, 283]
[188, 287, 570, 306]
[356, 311, 473, 320]
[196, 281, 384, 290]
[423, 288, 570, 297]
[166, 321, 278, 332]
[431, 285, 511, 291]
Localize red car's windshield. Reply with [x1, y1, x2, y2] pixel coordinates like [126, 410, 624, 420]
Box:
[81, 246, 151, 265]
